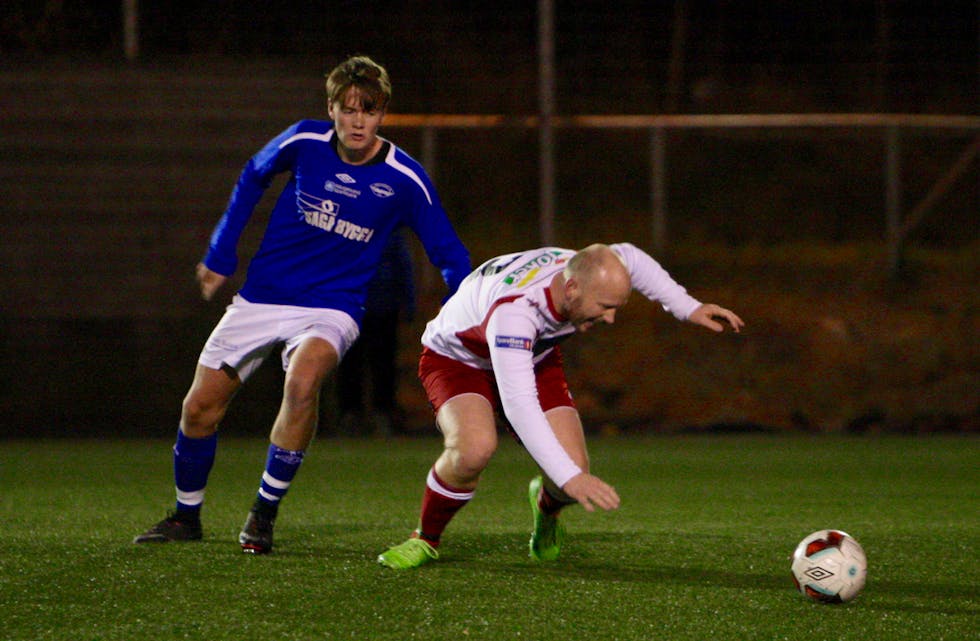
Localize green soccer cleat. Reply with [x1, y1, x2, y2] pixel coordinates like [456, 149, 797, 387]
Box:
[528, 476, 565, 561]
[377, 536, 439, 569]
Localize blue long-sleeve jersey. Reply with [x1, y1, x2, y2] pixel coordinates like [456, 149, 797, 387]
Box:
[203, 119, 471, 323]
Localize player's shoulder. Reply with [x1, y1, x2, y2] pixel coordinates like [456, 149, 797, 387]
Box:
[476, 247, 572, 280]
[373, 140, 439, 201]
[379, 139, 427, 174]
[276, 119, 334, 146]
[294, 118, 333, 134]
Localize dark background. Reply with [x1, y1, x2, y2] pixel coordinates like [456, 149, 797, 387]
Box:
[0, 2, 977, 437]
[3, 2, 977, 114]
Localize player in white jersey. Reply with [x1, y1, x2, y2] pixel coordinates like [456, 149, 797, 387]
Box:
[378, 243, 744, 569]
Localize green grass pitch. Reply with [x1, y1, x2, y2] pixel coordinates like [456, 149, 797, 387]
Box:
[1, 435, 976, 640]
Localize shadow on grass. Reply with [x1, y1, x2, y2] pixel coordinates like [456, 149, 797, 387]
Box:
[433, 531, 977, 617]
[180, 519, 976, 619]
[419, 530, 788, 590]
[495, 556, 790, 592]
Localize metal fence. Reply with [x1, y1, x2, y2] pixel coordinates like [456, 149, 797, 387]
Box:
[384, 112, 980, 277]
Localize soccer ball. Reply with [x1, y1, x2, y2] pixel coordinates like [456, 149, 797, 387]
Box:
[791, 529, 867, 603]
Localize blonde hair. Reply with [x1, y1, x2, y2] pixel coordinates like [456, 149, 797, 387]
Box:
[325, 56, 392, 112]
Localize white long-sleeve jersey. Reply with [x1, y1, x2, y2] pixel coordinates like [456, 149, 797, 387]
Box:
[421, 243, 702, 487]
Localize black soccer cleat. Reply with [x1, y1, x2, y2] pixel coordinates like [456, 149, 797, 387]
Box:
[239, 510, 275, 555]
[133, 511, 203, 543]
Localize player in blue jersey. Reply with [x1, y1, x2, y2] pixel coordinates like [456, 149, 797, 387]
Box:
[134, 56, 471, 554]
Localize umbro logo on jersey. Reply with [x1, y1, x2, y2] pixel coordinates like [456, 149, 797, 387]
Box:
[335, 173, 356, 184]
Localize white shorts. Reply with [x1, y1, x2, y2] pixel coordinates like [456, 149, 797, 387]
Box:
[198, 294, 360, 382]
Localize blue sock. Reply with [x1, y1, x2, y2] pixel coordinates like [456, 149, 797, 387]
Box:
[254, 444, 305, 516]
[172, 431, 217, 516]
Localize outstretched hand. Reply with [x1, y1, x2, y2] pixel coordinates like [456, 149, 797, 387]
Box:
[195, 262, 228, 301]
[688, 303, 745, 333]
[562, 472, 621, 512]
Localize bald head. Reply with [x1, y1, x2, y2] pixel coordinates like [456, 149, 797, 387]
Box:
[564, 244, 631, 295]
[559, 244, 632, 332]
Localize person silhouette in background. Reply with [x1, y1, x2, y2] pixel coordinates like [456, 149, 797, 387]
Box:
[336, 230, 416, 436]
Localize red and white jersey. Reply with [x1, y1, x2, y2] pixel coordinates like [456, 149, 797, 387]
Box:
[421, 242, 702, 486]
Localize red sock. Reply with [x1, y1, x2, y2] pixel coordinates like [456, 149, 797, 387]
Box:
[538, 482, 574, 516]
[414, 467, 474, 546]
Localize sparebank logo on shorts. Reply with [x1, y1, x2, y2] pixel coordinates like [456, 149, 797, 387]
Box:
[495, 336, 533, 351]
[370, 183, 395, 198]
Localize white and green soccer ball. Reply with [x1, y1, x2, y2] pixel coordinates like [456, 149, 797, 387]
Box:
[791, 529, 867, 603]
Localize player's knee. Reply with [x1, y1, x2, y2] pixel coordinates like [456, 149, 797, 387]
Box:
[282, 371, 322, 407]
[450, 440, 496, 479]
[180, 396, 222, 435]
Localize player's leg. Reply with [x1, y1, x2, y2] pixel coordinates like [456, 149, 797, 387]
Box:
[239, 308, 358, 554]
[433, 393, 498, 489]
[527, 406, 586, 561]
[133, 364, 240, 543]
[379, 349, 499, 569]
[426, 392, 498, 532]
[540, 405, 590, 501]
[240, 336, 340, 554]
[378, 394, 497, 569]
[527, 348, 583, 560]
[181, 363, 242, 438]
[271, 336, 339, 450]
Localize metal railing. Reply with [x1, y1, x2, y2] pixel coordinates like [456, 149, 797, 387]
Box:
[384, 112, 980, 276]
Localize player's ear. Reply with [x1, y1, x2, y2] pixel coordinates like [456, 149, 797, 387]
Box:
[564, 276, 580, 300]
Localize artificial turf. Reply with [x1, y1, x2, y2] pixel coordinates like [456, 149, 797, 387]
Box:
[1, 434, 976, 640]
